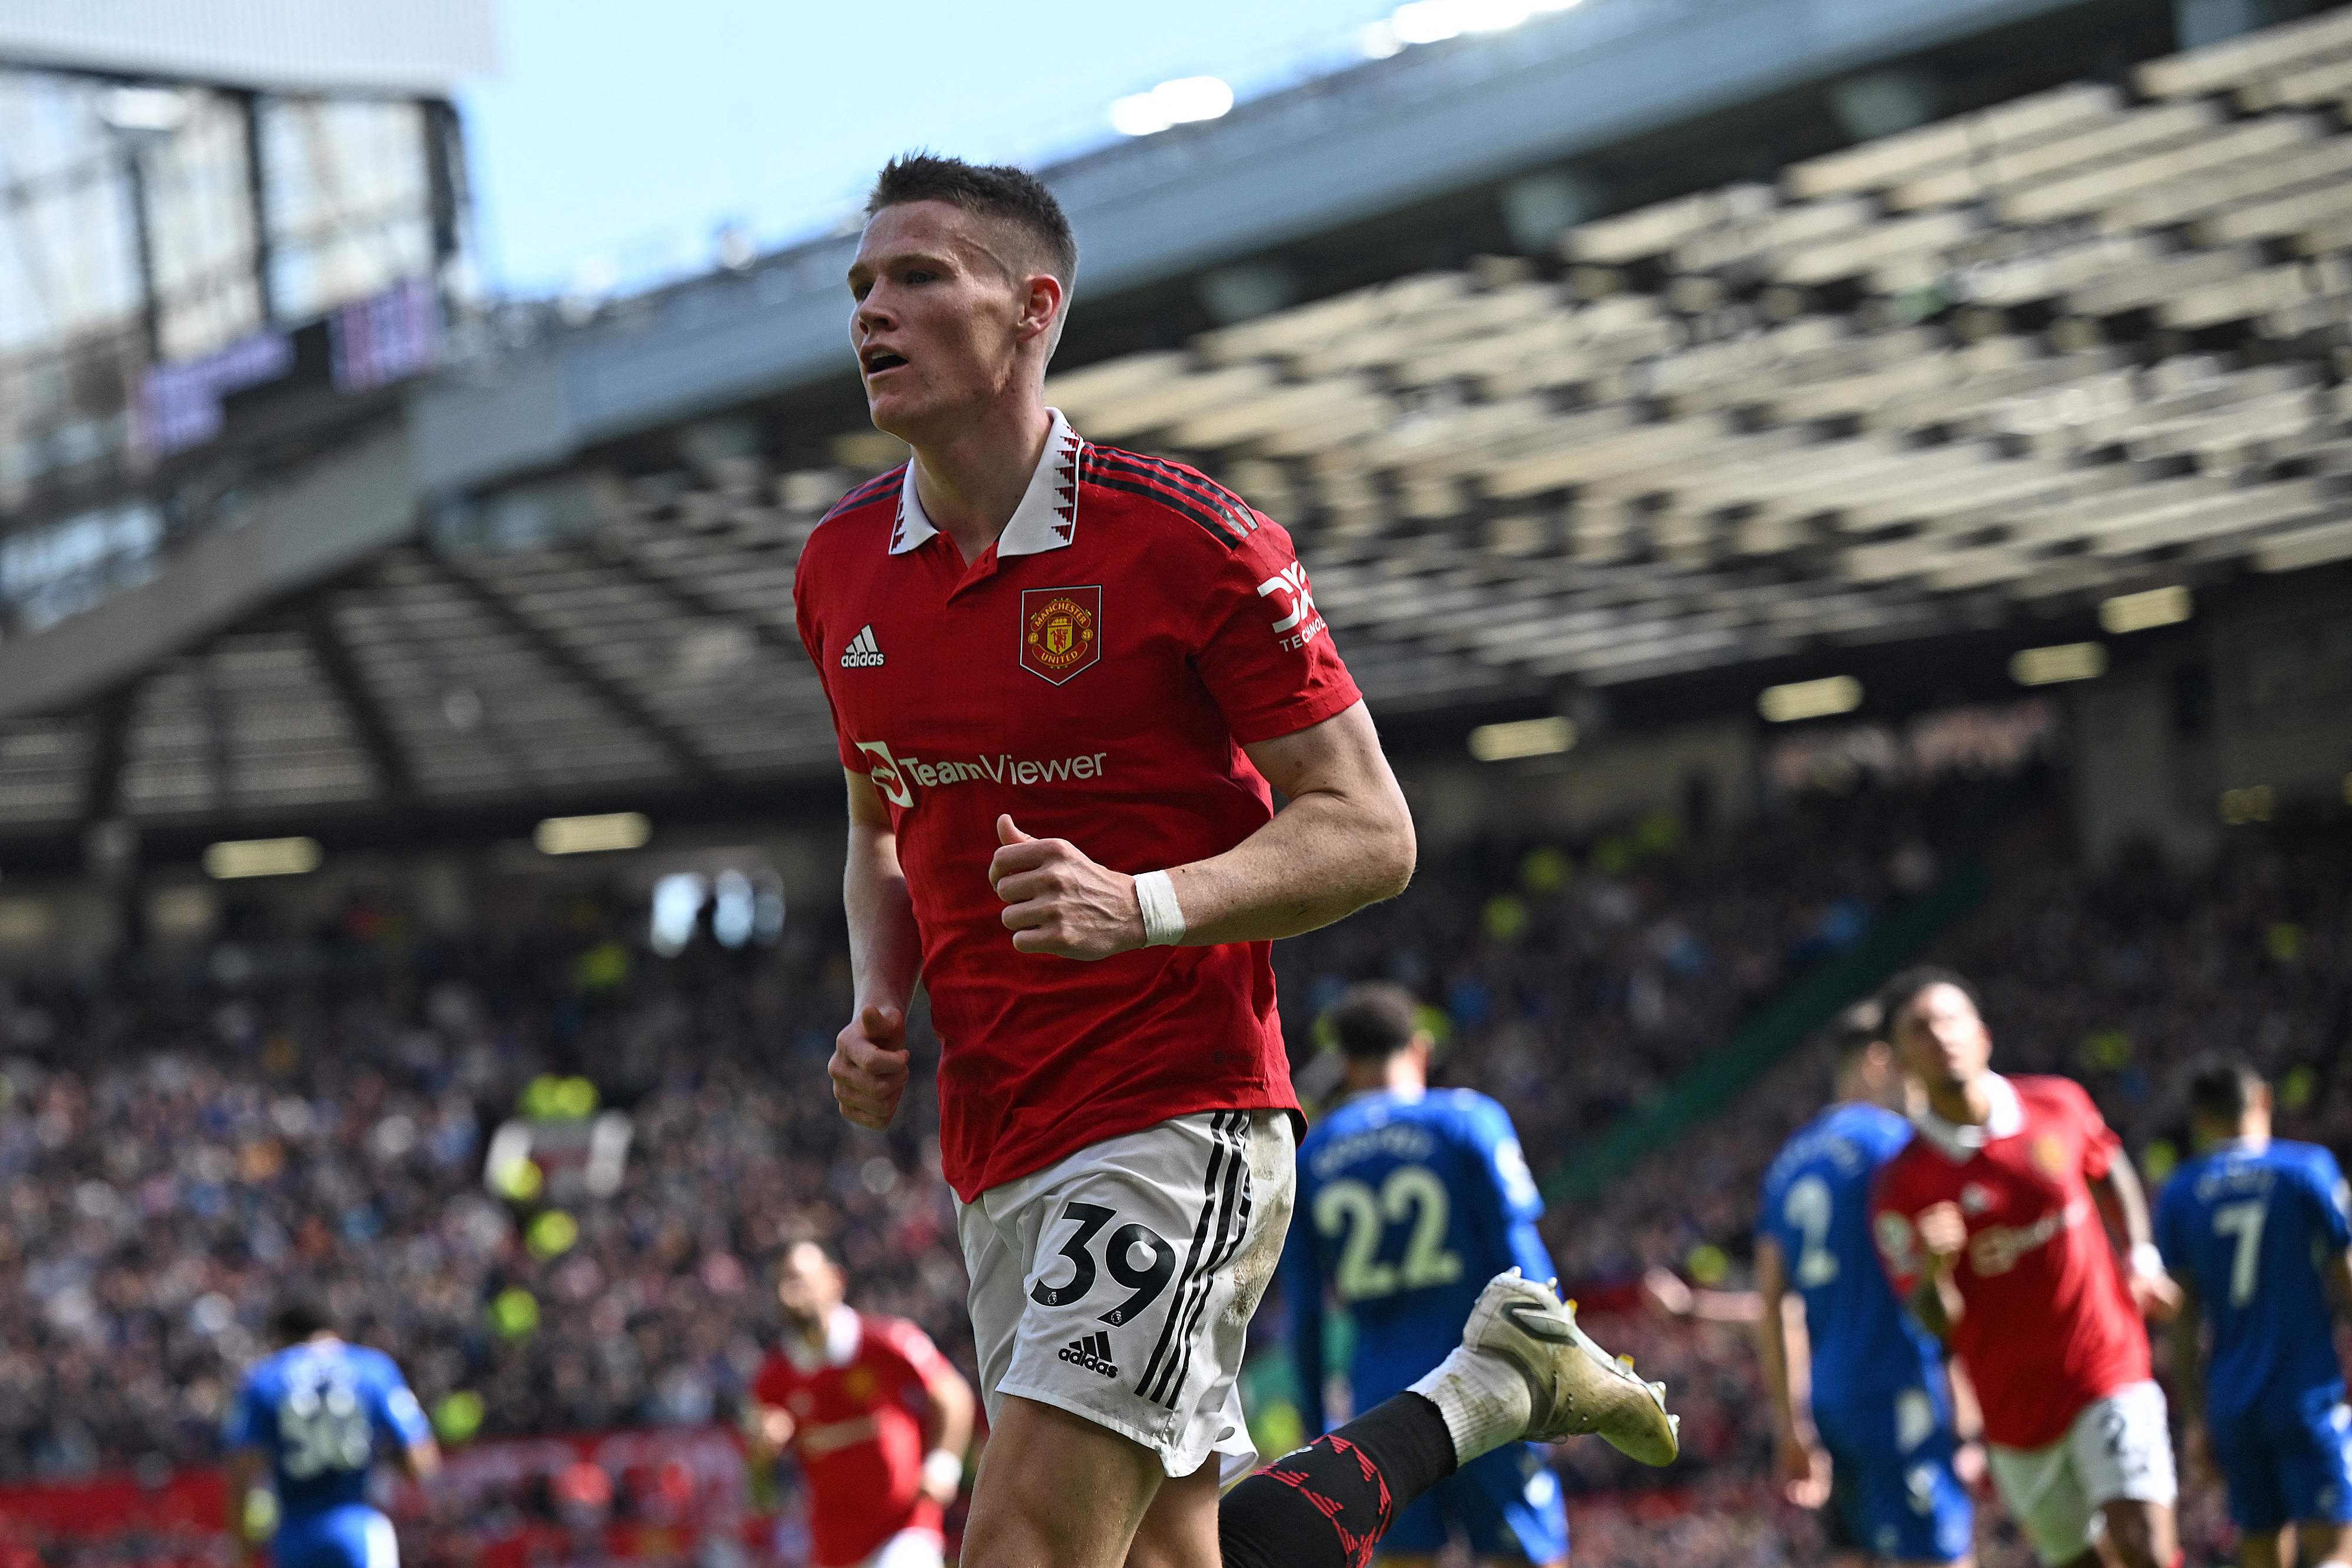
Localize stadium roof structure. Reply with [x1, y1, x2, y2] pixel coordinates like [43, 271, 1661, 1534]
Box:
[0, 0, 495, 96]
[5, 2, 2352, 864]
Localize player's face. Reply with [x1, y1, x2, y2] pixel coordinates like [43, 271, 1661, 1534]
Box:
[776, 1246, 845, 1331]
[1893, 982, 1992, 1090]
[847, 201, 1033, 442]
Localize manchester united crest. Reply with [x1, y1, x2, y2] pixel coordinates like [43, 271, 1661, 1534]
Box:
[2032, 1134, 2069, 1178]
[1020, 586, 1101, 685]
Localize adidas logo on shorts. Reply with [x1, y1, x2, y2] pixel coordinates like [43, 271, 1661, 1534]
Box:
[840, 625, 886, 668]
[1060, 1331, 1118, 1379]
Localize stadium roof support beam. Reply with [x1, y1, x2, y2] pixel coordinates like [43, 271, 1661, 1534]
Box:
[427, 557, 721, 787]
[299, 599, 415, 808]
[83, 684, 134, 825]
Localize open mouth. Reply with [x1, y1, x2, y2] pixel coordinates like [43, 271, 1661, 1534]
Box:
[862, 349, 908, 376]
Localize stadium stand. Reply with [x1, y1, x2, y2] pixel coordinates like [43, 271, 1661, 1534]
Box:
[9, 11, 2352, 835]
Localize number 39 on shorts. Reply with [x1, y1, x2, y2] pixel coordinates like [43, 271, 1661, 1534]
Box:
[1030, 1201, 1178, 1326]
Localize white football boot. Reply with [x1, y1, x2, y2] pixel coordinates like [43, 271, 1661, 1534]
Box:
[1462, 1268, 1679, 1466]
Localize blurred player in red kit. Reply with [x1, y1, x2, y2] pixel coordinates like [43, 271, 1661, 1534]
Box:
[1869, 968, 2181, 1568]
[794, 152, 1677, 1568]
[747, 1241, 977, 1568]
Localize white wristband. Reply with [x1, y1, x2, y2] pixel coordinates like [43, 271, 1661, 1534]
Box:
[921, 1447, 963, 1495]
[1134, 869, 1186, 947]
[2130, 1243, 2166, 1281]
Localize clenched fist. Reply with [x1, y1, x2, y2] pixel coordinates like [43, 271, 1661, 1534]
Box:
[830, 1003, 911, 1129]
[2129, 1266, 2181, 1323]
[988, 815, 1146, 960]
[1916, 1202, 1969, 1273]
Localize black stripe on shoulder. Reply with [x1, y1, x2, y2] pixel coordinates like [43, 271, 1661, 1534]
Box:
[1090, 449, 1254, 543]
[822, 464, 906, 521]
[1084, 467, 1245, 551]
[1104, 447, 1259, 533]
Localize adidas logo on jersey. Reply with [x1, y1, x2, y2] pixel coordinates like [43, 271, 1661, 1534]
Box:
[840, 626, 886, 668]
[1059, 1331, 1118, 1379]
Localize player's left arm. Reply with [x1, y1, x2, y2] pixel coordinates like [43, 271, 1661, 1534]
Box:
[1640, 1267, 1765, 1325]
[2301, 1149, 2352, 1298]
[1751, 1236, 1828, 1506]
[880, 1322, 975, 1507]
[1456, 1100, 1555, 1285]
[917, 1360, 976, 1506]
[2077, 1089, 2179, 1319]
[376, 1365, 441, 1482]
[990, 522, 1412, 959]
[991, 702, 1412, 955]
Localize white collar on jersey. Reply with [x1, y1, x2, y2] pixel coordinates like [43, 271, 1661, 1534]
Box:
[889, 408, 1084, 557]
[1912, 1072, 2023, 1162]
[783, 1304, 862, 1373]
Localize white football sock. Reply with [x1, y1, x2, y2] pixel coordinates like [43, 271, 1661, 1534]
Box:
[1408, 1345, 1532, 1465]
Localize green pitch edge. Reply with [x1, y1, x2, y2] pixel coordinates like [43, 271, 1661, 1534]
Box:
[1541, 857, 1991, 1206]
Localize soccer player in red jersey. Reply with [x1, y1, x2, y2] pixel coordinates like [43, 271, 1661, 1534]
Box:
[794, 153, 1677, 1568]
[747, 1241, 977, 1568]
[1869, 968, 2183, 1568]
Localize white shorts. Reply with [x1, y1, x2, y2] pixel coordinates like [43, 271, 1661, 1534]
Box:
[956, 1109, 1295, 1483]
[1988, 1380, 2178, 1566]
[853, 1526, 943, 1568]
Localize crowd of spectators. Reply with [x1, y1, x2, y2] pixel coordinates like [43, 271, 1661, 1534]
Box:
[0, 767, 1976, 1491]
[0, 756, 2343, 1568]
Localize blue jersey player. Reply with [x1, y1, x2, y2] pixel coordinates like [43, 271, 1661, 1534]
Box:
[1756, 1006, 1973, 1568]
[2158, 1058, 2352, 1568]
[1282, 983, 1569, 1568]
[225, 1299, 440, 1568]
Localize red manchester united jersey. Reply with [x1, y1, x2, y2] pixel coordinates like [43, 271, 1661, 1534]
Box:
[750, 1310, 949, 1568]
[1870, 1074, 2151, 1449]
[793, 411, 1359, 1200]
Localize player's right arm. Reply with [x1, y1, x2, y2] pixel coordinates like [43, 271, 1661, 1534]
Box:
[1873, 1165, 1963, 1342]
[374, 1361, 440, 1482]
[831, 767, 926, 1129]
[2307, 1149, 2352, 1312]
[741, 1385, 796, 1514]
[1907, 1203, 1969, 1340]
[1751, 1235, 1829, 1507]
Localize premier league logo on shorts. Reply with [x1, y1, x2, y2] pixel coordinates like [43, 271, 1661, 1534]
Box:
[1021, 586, 1101, 686]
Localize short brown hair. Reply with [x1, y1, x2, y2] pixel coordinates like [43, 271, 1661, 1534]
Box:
[866, 153, 1077, 287]
[1327, 982, 1424, 1062]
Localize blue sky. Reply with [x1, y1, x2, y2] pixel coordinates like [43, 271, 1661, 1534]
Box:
[460, 0, 1405, 297]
